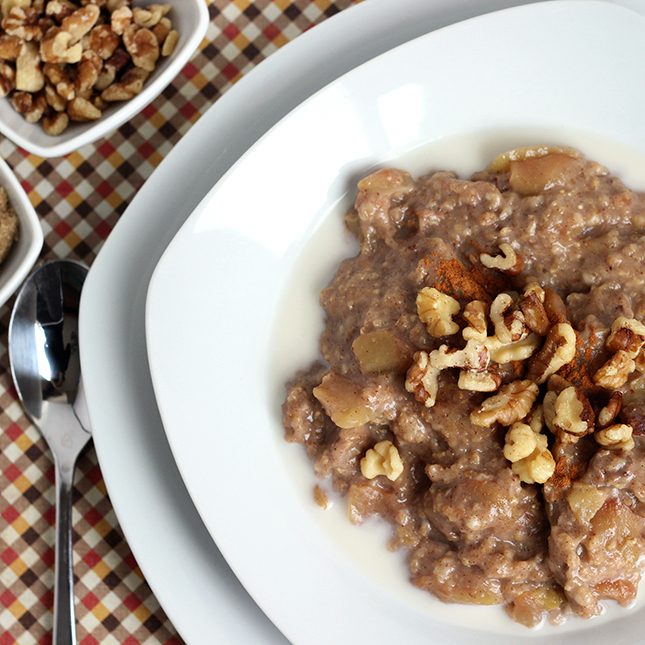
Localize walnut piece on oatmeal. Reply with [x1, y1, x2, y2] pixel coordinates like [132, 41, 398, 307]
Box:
[593, 350, 636, 389]
[360, 440, 403, 481]
[550, 386, 594, 437]
[480, 243, 522, 275]
[511, 438, 555, 484]
[416, 286, 460, 337]
[405, 350, 439, 408]
[526, 322, 577, 384]
[503, 422, 538, 462]
[595, 424, 635, 451]
[470, 380, 539, 427]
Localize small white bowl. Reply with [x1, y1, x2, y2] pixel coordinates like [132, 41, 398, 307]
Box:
[0, 0, 209, 158]
[0, 156, 43, 308]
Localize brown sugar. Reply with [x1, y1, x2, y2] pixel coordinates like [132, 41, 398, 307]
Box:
[0, 187, 19, 265]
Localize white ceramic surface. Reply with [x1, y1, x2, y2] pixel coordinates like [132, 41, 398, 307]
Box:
[80, 1, 535, 641]
[0, 157, 42, 307]
[146, 2, 645, 644]
[0, 0, 208, 158]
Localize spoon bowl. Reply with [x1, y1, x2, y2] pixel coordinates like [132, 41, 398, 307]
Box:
[9, 259, 90, 645]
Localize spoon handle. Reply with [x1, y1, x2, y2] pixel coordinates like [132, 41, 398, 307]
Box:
[53, 460, 78, 645]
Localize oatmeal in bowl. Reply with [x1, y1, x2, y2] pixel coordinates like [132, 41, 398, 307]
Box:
[282, 147, 645, 627]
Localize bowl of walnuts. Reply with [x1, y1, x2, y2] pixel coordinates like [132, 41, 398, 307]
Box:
[0, 0, 209, 158]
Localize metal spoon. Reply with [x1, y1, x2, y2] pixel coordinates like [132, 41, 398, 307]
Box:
[8, 260, 91, 645]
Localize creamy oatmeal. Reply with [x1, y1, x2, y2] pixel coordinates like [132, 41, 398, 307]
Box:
[282, 148, 645, 627]
[0, 186, 18, 265]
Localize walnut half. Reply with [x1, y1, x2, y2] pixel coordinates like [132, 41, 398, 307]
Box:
[360, 440, 404, 481]
[416, 287, 460, 337]
[526, 322, 577, 384]
[470, 380, 539, 427]
[595, 424, 634, 451]
[405, 351, 439, 408]
[480, 243, 522, 275]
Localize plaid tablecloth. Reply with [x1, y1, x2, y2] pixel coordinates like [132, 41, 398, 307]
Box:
[0, 1, 354, 642]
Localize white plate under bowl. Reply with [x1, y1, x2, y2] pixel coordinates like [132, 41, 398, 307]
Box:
[80, 0, 544, 641]
[146, 2, 645, 644]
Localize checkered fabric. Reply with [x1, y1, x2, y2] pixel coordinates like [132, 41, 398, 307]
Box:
[0, 1, 355, 642]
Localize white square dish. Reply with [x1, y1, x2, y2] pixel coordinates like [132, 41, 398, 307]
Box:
[0, 0, 208, 158]
[146, 1, 645, 643]
[0, 156, 42, 308]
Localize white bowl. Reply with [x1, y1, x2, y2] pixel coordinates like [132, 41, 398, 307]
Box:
[146, 1, 645, 644]
[0, 157, 43, 307]
[0, 0, 209, 158]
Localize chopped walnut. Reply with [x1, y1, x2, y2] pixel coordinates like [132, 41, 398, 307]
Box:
[3, 7, 43, 41]
[111, 6, 132, 35]
[122, 24, 159, 71]
[598, 391, 623, 428]
[0, 34, 22, 59]
[360, 440, 404, 481]
[526, 322, 577, 384]
[543, 288, 568, 324]
[40, 29, 82, 63]
[462, 300, 488, 341]
[44, 82, 65, 110]
[45, 1, 76, 21]
[132, 3, 171, 28]
[595, 424, 635, 451]
[0, 61, 15, 96]
[489, 293, 528, 344]
[15, 41, 44, 92]
[518, 285, 550, 336]
[11, 89, 46, 122]
[485, 333, 540, 364]
[551, 386, 594, 437]
[60, 4, 100, 44]
[87, 24, 120, 59]
[42, 109, 68, 134]
[503, 422, 538, 462]
[75, 50, 102, 94]
[593, 350, 636, 390]
[542, 390, 557, 432]
[429, 340, 489, 371]
[1, 0, 31, 20]
[636, 350, 645, 374]
[480, 243, 522, 275]
[161, 28, 177, 57]
[523, 282, 545, 302]
[470, 380, 539, 427]
[152, 15, 170, 44]
[458, 369, 501, 392]
[511, 440, 555, 484]
[56, 77, 74, 100]
[606, 316, 645, 358]
[67, 95, 100, 120]
[405, 351, 439, 408]
[101, 65, 147, 101]
[527, 404, 544, 434]
[416, 287, 460, 337]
